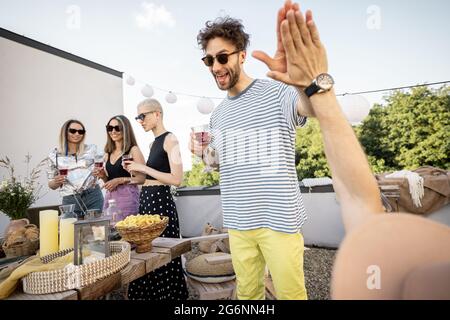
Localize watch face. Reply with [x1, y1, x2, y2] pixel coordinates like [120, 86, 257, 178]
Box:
[317, 73, 334, 90]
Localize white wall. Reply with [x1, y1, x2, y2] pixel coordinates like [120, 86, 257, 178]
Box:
[0, 36, 123, 236]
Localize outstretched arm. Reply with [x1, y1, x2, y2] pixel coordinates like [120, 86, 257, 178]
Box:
[253, 1, 315, 118]
[277, 6, 383, 231]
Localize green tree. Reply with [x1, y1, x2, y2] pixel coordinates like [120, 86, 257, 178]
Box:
[295, 119, 331, 179]
[358, 86, 450, 172]
[184, 86, 449, 184]
[183, 156, 220, 187]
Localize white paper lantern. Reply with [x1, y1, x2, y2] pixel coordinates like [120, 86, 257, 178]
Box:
[165, 91, 177, 104]
[141, 85, 154, 98]
[126, 75, 135, 86]
[197, 97, 215, 114]
[339, 94, 372, 125]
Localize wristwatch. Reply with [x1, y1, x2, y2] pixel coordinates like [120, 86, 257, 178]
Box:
[304, 73, 335, 97]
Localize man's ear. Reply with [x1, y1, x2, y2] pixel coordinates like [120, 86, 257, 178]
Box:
[240, 50, 247, 64]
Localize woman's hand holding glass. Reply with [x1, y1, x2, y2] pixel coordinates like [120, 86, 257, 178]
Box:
[52, 175, 66, 188]
[123, 160, 145, 174]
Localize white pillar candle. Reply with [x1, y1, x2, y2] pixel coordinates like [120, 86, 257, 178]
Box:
[59, 218, 77, 250]
[39, 210, 59, 257]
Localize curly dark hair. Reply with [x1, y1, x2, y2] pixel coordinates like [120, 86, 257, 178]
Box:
[197, 16, 250, 52]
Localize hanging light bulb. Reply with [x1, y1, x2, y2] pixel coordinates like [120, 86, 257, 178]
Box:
[339, 94, 372, 125]
[165, 91, 177, 104]
[197, 97, 215, 114]
[141, 85, 154, 98]
[126, 75, 135, 86]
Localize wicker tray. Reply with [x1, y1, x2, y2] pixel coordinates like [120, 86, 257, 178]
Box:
[22, 241, 130, 295]
[116, 216, 169, 253]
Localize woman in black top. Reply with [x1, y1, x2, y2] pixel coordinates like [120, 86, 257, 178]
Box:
[124, 99, 188, 300]
[93, 115, 145, 221]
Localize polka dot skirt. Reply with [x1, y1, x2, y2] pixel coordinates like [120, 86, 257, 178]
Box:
[127, 186, 188, 300]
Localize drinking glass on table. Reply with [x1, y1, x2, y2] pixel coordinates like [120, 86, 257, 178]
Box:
[191, 124, 213, 173]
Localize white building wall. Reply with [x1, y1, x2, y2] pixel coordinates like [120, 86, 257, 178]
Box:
[0, 36, 123, 237]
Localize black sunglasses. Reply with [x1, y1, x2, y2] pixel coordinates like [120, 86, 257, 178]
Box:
[201, 50, 240, 67]
[135, 111, 154, 122]
[106, 125, 121, 132]
[68, 128, 85, 135]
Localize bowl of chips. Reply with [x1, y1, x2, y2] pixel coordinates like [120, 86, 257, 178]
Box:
[115, 214, 169, 253]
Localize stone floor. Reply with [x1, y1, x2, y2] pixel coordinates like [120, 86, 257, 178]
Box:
[112, 244, 337, 300]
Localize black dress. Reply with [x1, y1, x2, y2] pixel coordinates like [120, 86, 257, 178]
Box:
[127, 132, 188, 300]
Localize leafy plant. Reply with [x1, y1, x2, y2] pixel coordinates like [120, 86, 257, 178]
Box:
[0, 155, 46, 220]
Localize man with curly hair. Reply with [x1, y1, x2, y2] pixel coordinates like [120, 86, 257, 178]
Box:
[190, 1, 316, 300]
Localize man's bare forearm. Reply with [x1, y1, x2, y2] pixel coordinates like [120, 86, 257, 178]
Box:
[309, 90, 383, 231]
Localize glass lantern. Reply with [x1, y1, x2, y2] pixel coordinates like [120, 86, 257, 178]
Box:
[73, 217, 110, 265]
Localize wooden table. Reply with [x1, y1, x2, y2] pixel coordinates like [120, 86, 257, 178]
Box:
[7, 237, 191, 300]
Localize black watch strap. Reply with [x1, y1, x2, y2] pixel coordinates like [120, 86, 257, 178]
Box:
[304, 82, 321, 98]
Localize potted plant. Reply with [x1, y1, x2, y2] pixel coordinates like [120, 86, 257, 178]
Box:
[0, 155, 46, 235]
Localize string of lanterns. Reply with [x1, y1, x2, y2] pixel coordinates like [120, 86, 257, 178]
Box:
[125, 74, 449, 123]
[125, 75, 217, 115]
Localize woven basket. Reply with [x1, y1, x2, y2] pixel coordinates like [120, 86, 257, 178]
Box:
[116, 216, 169, 253]
[22, 241, 130, 295]
[2, 238, 39, 258]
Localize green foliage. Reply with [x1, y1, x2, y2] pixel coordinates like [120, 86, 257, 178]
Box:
[358, 86, 450, 172]
[0, 156, 46, 219]
[183, 86, 449, 185]
[295, 119, 331, 179]
[183, 156, 220, 187]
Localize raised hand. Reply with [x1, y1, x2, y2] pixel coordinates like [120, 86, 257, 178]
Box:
[272, 9, 328, 88]
[252, 1, 299, 79]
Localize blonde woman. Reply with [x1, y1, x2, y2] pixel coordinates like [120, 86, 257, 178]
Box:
[124, 99, 188, 300]
[48, 119, 103, 218]
[93, 115, 145, 221]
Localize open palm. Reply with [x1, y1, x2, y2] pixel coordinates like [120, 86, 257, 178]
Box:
[252, 1, 298, 83]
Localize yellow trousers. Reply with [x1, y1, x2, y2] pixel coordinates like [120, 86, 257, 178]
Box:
[228, 228, 307, 300]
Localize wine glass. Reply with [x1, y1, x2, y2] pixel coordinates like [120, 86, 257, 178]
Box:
[122, 154, 134, 177]
[191, 124, 212, 173]
[94, 153, 104, 169]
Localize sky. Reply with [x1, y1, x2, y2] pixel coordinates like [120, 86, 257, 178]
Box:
[1, 0, 449, 170]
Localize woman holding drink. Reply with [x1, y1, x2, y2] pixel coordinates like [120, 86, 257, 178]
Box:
[47, 119, 104, 218]
[124, 98, 188, 300]
[92, 115, 145, 221]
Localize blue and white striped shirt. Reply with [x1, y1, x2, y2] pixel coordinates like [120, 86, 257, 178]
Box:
[209, 79, 308, 234]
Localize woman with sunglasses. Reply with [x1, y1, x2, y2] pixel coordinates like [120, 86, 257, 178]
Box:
[124, 98, 188, 300]
[47, 119, 104, 218]
[93, 115, 145, 221]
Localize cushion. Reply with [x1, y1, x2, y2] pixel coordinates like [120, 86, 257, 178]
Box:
[185, 253, 235, 283]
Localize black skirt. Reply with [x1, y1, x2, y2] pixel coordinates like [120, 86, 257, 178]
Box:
[127, 186, 188, 300]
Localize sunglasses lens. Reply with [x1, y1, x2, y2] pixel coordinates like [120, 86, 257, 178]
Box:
[217, 54, 228, 64]
[107, 126, 121, 132]
[203, 56, 214, 67]
[69, 128, 84, 134]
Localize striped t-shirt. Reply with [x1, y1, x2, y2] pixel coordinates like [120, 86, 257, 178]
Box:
[209, 79, 308, 234]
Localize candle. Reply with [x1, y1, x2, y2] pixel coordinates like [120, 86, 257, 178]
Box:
[39, 210, 59, 257]
[59, 218, 77, 250]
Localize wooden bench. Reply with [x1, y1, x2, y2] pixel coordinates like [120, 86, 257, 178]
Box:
[7, 237, 192, 300]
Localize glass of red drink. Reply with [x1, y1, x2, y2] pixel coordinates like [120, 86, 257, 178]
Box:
[59, 166, 69, 176]
[191, 124, 210, 146]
